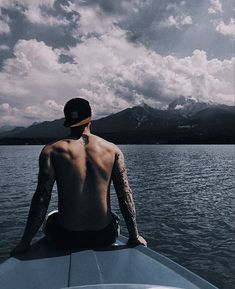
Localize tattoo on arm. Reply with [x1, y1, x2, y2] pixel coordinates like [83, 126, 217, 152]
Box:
[21, 148, 55, 244]
[112, 149, 139, 239]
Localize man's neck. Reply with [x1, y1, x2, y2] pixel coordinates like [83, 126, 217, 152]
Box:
[70, 125, 90, 139]
[83, 126, 90, 135]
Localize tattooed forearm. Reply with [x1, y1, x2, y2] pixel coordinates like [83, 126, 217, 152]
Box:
[112, 149, 139, 239]
[20, 148, 55, 245]
[117, 191, 139, 239]
[21, 185, 51, 244]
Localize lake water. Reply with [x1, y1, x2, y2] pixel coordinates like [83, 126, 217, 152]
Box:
[0, 145, 234, 289]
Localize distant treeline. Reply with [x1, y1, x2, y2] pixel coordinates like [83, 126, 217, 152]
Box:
[0, 131, 234, 145]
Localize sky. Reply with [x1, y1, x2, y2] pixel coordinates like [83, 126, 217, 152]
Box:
[0, 0, 234, 126]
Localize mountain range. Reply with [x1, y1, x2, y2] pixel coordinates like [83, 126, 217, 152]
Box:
[0, 97, 234, 144]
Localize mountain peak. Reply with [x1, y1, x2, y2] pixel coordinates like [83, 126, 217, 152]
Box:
[168, 96, 217, 116]
[168, 96, 196, 110]
[133, 102, 153, 110]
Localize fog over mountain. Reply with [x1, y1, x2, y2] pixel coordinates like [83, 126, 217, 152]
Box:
[167, 96, 228, 116]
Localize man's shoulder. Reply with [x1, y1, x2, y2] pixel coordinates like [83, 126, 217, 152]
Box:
[91, 134, 120, 153]
[40, 140, 67, 155]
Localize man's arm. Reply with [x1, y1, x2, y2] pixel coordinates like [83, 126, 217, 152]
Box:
[112, 147, 146, 246]
[11, 146, 55, 254]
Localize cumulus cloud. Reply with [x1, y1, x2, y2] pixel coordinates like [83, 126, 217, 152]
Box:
[0, 103, 11, 112]
[0, 10, 11, 34]
[77, 6, 118, 36]
[0, 0, 78, 29]
[3, 39, 61, 76]
[0, 19, 10, 34]
[0, 100, 63, 126]
[0, 0, 234, 126]
[0, 103, 20, 125]
[0, 44, 10, 50]
[117, 0, 234, 58]
[208, 0, 234, 39]
[24, 99, 63, 119]
[0, 0, 234, 57]
[215, 18, 235, 38]
[208, 0, 223, 15]
[166, 1, 186, 11]
[0, 0, 55, 9]
[0, 31, 234, 126]
[0, 0, 82, 54]
[159, 15, 192, 29]
[23, 6, 69, 26]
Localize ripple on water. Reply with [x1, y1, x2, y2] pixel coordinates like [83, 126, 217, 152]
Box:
[0, 144, 234, 289]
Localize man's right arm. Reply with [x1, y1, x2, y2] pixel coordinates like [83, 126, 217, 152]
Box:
[11, 146, 55, 255]
[112, 147, 146, 246]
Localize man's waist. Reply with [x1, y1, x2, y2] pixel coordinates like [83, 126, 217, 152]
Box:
[57, 211, 114, 231]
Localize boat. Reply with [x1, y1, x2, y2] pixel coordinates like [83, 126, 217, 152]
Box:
[0, 235, 218, 289]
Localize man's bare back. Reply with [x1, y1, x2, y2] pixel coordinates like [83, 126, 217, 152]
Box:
[47, 133, 115, 231]
[11, 98, 146, 255]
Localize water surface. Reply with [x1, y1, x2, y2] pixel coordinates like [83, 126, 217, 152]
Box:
[0, 145, 234, 289]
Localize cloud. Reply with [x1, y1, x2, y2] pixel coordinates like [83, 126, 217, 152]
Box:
[3, 38, 60, 75]
[117, 0, 233, 58]
[0, 0, 234, 59]
[0, 0, 78, 27]
[0, 103, 11, 112]
[0, 102, 20, 125]
[0, 0, 55, 9]
[69, 4, 115, 37]
[0, 0, 234, 126]
[0, 10, 10, 34]
[0, 19, 10, 34]
[44, 99, 63, 112]
[208, 0, 223, 15]
[159, 15, 192, 29]
[0, 100, 63, 126]
[25, 99, 63, 120]
[0, 44, 10, 50]
[0, 30, 234, 127]
[0, 0, 81, 53]
[23, 6, 69, 26]
[166, 1, 187, 11]
[208, 0, 234, 40]
[214, 18, 235, 38]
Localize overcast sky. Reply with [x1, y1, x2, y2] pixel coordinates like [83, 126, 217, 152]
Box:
[0, 0, 234, 126]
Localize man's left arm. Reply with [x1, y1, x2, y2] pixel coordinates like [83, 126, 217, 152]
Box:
[11, 147, 55, 255]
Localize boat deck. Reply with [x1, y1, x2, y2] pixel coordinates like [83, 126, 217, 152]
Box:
[0, 235, 218, 289]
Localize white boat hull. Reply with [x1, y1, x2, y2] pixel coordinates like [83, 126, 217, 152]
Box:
[0, 235, 218, 289]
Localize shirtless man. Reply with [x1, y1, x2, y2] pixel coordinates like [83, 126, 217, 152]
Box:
[11, 98, 146, 254]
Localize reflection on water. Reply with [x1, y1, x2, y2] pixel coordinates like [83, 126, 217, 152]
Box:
[0, 145, 234, 289]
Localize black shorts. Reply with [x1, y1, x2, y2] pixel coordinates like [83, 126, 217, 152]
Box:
[44, 212, 119, 250]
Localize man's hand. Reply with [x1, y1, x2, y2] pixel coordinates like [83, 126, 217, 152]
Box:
[10, 241, 30, 256]
[127, 235, 147, 247]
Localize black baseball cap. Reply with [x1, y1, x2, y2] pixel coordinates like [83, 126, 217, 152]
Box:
[64, 98, 92, 127]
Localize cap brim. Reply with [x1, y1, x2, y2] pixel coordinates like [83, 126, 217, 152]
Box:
[64, 117, 91, 128]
